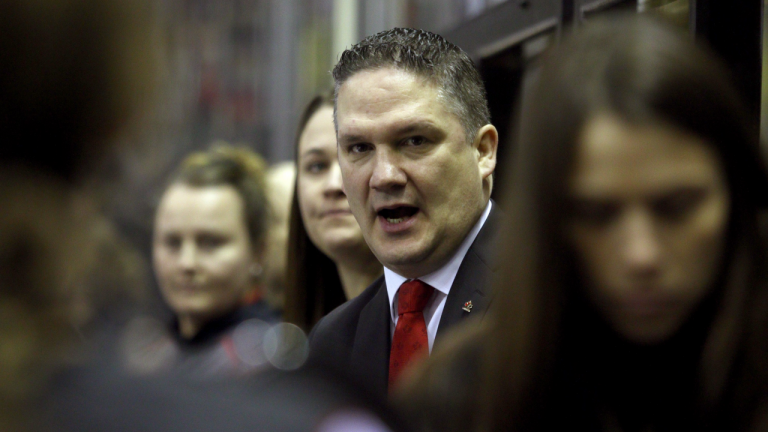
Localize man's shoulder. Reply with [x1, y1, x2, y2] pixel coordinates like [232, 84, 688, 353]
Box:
[309, 275, 386, 344]
[467, 200, 502, 272]
[434, 202, 502, 335]
[306, 274, 393, 396]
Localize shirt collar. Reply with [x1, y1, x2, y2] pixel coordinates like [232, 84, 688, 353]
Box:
[384, 201, 493, 319]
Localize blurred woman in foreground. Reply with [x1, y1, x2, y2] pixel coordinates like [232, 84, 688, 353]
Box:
[399, 16, 768, 432]
[284, 92, 382, 331]
[0, 0, 155, 429]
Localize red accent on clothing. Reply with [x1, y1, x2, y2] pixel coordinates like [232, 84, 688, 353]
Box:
[388, 279, 434, 391]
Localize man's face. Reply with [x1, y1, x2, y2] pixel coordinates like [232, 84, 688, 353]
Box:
[336, 67, 495, 278]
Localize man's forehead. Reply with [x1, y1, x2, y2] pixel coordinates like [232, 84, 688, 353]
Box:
[337, 67, 438, 103]
[335, 74, 466, 140]
[339, 69, 446, 113]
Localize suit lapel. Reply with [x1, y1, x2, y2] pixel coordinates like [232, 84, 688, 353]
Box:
[350, 278, 391, 395]
[435, 203, 500, 344]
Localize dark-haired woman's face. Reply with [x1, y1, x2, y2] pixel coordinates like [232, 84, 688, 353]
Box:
[566, 113, 730, 344]
[297, 106, 369, 263]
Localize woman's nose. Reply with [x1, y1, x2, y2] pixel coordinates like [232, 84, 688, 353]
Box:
[324, 162, 345, 197]
[178, 241, 198, 271]
[621, 209, 662, 277]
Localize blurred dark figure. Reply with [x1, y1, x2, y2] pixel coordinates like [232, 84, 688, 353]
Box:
[283, 91, 382, 331]
[0, 0, 153, 181]
[0, 0, 155, 430]
[397, 15, 768, 432]
[0, 1, 402, 431]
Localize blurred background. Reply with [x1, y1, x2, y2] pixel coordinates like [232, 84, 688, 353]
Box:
[96, 0, 764, 285]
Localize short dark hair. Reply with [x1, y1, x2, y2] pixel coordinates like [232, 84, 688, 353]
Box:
[172, 146, 269, 251]
[332, 28, 490, 143]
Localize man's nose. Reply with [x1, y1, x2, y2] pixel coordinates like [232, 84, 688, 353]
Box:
[323, 162, 345, 197]
[369, 149, 406, 191]
[621, 209, 662, 277]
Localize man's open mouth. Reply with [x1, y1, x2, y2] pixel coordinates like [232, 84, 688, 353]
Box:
[377, 206, 419, 224]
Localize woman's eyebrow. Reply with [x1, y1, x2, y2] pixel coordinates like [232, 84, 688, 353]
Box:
[300, 148, 328, 159]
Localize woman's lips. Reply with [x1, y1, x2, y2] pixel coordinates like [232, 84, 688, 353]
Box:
[615, 294, 675, 316]
[175, 284, 203, 294]
[321, 209, 353, 218]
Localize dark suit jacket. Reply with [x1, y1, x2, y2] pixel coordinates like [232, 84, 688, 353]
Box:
[308, 202, 501, 396]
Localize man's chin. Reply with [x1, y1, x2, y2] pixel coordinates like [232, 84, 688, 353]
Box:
[373, 247, 438, 278]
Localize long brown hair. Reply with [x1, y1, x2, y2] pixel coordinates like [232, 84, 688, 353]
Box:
[283, 91, 347, 331]
[407, 15, 768, 432]
[489, 15, 768, 431]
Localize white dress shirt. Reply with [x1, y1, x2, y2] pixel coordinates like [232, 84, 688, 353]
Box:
[384, 201, 492, 353]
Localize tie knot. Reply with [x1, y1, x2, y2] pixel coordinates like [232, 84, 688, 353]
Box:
[397, 280, 434, 315]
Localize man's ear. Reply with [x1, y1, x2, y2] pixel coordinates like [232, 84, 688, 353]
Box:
[473, 124, 498, 181]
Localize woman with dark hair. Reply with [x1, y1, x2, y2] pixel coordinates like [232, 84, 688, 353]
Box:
[283, 91, 382, 331]
[398, 16, 768, 432]
[150, 146, 279, 375]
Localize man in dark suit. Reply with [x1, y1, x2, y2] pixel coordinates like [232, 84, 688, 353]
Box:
[309, 27, 499, 397]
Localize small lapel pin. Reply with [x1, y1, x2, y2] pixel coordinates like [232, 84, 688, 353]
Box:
[462, 300, 473, 313]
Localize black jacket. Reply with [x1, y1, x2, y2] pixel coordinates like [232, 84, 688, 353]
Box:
[308, 203, 501, 396]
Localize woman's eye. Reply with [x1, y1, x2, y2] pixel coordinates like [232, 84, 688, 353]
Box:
[404, 136, 426, 146]
[569, 200, 620, 226]
[197, 235, 225, 250]
[653, 189, 706, 221]
[306, 161, 327, 174]
[163, 235, 182, 250]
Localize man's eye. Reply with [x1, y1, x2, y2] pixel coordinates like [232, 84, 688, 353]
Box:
[405, 136, 427, 147]
[349, 143, 371, 154]
[653, 189, 706, 221]
[403, 136, 426, 146]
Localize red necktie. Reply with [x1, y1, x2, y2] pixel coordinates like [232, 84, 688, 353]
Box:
[389, 279, 434, 390]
